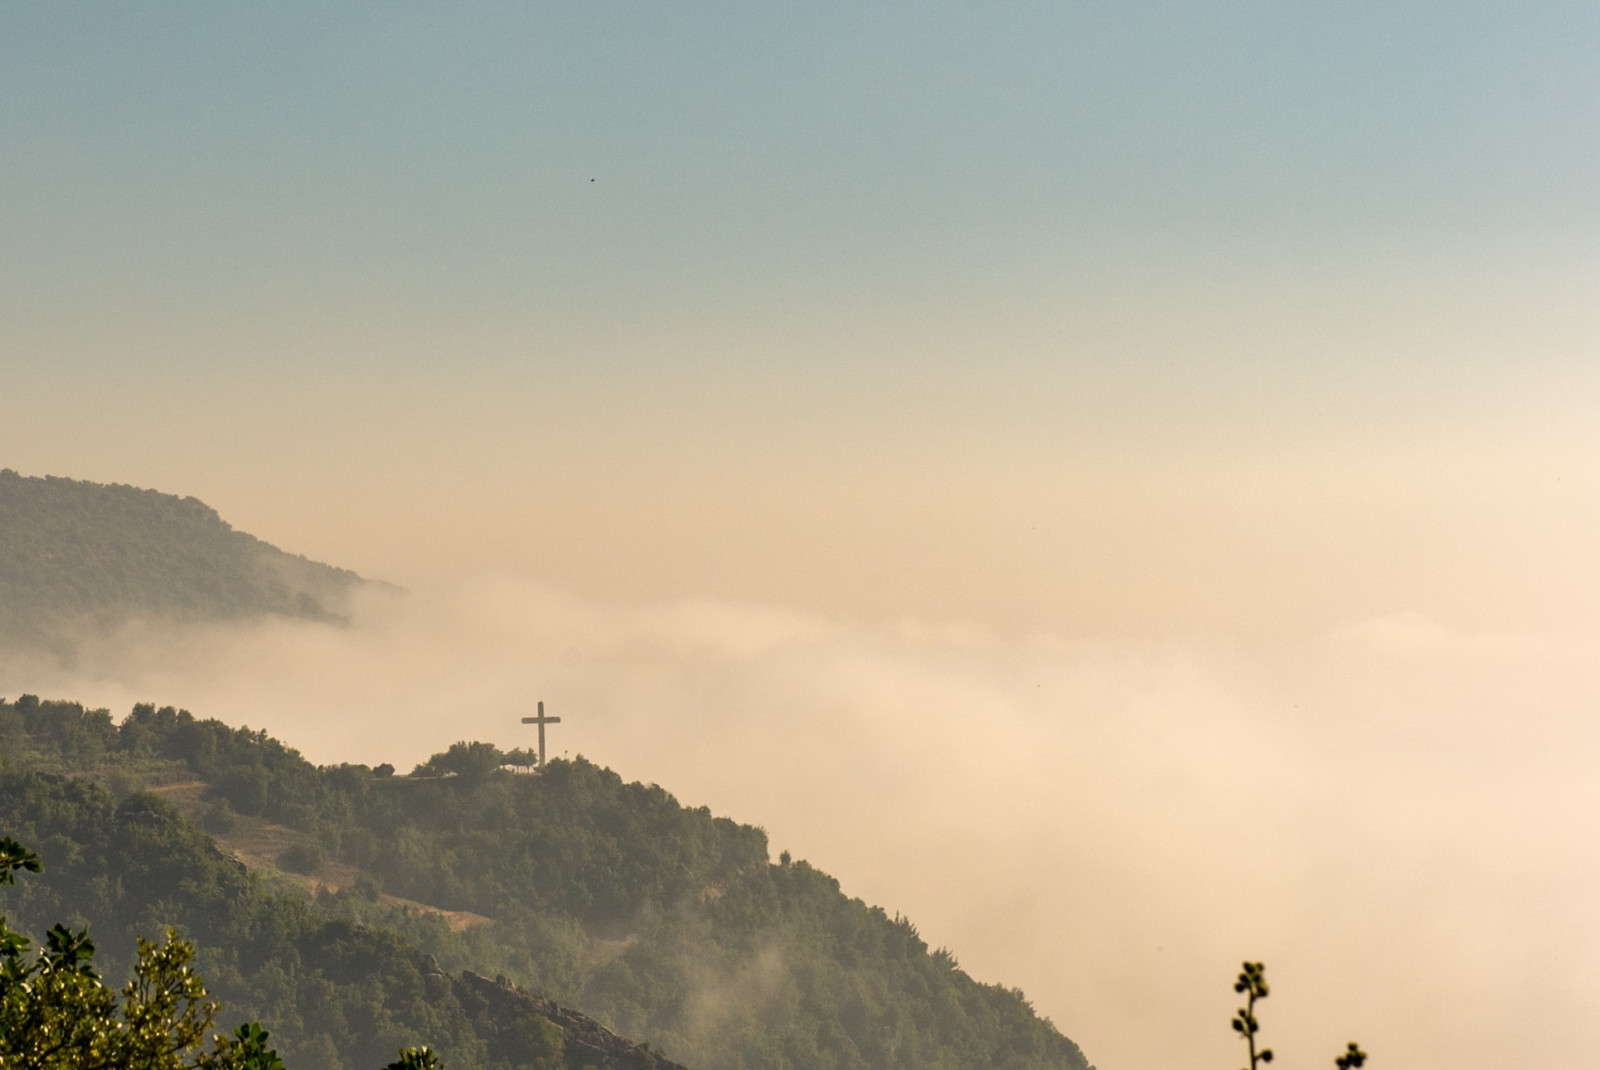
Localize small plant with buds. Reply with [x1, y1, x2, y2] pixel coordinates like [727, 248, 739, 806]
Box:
[1232, 961, 1273, 1069]
[1334, 1041, 1367, 1068]
[1230, 961, 1368, 1069]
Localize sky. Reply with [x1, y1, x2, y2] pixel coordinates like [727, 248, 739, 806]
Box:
[4, 4, 1600, 1067]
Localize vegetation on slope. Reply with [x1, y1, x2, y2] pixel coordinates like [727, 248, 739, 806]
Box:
[0, 470, 365, 650]
[0, 696, 1094, 1070]
[0, 764, 679, 1069]
[0, 770, 491, 1068]
[0, 830, 654, 1070]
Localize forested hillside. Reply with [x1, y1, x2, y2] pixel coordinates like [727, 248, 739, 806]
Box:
[0, 764, 677, 1070]
[0, 470, 366, 650]
[0, 696, 1095, 1070]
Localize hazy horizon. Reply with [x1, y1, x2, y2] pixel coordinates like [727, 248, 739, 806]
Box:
[6, 4, 1600, 1067]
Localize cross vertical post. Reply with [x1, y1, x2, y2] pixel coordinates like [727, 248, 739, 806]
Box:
[520, 700, 562, 768]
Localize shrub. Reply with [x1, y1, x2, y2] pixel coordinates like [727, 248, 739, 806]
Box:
[278, 841, 326, 875]
[202, 798, 237, 833]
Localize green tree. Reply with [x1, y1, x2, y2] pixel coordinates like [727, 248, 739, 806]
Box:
[414, 742, 504, 782]
[1, 834, 268, 1069]
[382, 1049, 440, 1070]
[0, 835, 436, 1070]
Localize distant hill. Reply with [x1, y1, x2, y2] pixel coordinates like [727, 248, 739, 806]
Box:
[0, 696, 1096, 1070]
[0, 469, 368, 649]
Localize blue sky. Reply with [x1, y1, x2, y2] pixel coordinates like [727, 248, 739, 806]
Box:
[8, 3, 1595, 366]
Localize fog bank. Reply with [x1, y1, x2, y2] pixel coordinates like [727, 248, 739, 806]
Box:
[3, 578, 1596, 1069]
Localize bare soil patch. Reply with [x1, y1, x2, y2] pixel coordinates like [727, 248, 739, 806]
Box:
[142, 779, 492, 932]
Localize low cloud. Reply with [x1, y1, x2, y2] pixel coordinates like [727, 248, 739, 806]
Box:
[3, 581, 1597, 1069]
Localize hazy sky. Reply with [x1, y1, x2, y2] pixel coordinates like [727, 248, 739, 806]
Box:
[7, 2, 1600, 636]
[4, 5, 1600, 1068]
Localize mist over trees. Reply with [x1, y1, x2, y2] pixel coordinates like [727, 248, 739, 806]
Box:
[0, 696, 1094, 1070]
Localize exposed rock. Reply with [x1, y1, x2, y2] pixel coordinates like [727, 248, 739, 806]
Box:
[452, 969, 688, 1070]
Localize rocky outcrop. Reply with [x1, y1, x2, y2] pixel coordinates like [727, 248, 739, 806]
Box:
[421, 956, 688, 1070]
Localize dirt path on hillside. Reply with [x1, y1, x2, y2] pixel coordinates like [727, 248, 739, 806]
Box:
[144, 780, 493, 932]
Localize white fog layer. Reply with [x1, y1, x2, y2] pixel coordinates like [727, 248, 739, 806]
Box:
[4, 578, 1595, 1069]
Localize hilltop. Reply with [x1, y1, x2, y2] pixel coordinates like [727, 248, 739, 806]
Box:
[0, 469, 367, 650]
[0, 696, 1096, 1070]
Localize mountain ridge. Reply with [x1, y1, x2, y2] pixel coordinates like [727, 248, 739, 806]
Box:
[0, 469, 369, 652]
